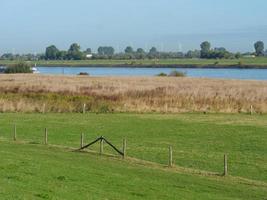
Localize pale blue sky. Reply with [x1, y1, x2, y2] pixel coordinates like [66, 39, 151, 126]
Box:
[1, 0, 267, 53]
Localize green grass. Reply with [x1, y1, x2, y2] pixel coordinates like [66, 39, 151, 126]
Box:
[1, 141, 266, 199]
[1, 57, 267, 67]
[0, 113, 266, 184]
[0, 113, 266, 199]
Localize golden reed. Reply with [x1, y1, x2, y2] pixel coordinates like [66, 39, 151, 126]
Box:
[0, 74, 266, 113]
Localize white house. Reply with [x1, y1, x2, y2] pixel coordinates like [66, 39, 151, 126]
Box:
[86, 54, 93, 59]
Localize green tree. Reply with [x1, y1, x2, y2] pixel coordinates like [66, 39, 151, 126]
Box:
[85, 48, 92, 54]
[137, 48, 145, 54]
[57, 51, 67, 60]
[185, 50, 200, 58]
[254, 41, 264, 56]
[136, 48, 146, 59]
[45, 45, 59, 60]
[200, 41, 211, 58]
[67, 43, 84, 60]
[148, 47, 159, 59]
[97, 46, 115, 56]
[125, 46, 134, 54]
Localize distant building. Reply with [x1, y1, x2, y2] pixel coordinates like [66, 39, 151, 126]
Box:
[86, 54, 93, 59]
[243, 55, 256, 58]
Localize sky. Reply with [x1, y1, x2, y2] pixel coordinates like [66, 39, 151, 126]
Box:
[1, 0, 267, 54]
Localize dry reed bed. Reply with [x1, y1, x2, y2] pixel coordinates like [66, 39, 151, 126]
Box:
[0, 74, 267, 113]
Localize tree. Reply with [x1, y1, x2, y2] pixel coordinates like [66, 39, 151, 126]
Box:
[125, 46, 134, 54]
[148, 47, 159, 59]
[97, 46, 115, 56]
[45, 45, 59, 60]
[200, 41, 211, 58]
[69, 43, 81, 52]
[136, 48, 146, 59]
[254, 41, 264, 56]
[149, 47, 158, 54]
[136, 48, 145, 54]
[67, 43, 84, 60]
[85, 48, 92, 54]
[185, 50, 200, 58]
[57, 51, 67, 60]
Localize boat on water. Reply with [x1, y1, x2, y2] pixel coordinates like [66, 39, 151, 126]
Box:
[31, 67, 40, 74]
[0, 66, 6, 73]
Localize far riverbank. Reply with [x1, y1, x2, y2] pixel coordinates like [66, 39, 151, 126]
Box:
[2, 58, 267, 68]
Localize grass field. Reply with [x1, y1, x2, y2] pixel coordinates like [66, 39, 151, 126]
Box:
[1, 57, 267, 67]
[0, 113, 266, 199]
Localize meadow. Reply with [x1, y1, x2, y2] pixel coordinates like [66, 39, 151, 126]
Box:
[0, 74, 266, 199]
[2, 57, 267, 67]
[0, 113, 266, 199]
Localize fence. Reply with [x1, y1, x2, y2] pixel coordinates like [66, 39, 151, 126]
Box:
[6, 124, 229, 177]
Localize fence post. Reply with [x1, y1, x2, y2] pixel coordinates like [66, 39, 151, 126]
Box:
[250, 105, 253, 115]
[44, 128, 48, 145]
[83, 103, 86, 114]
[100, 137, 104, 155]
[13, 124, 17, 141]
[224, 154, 228, 176]
[169, 146, 173, 167]
[123, 138, 127, 159]
[80, 133, 84, 149]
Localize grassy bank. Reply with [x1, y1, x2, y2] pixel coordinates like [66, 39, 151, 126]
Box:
[2, 57, 267, 68]
[0, 74, 266, 113]
[0, 113, 266, 199]
[1, 141, 266, 199]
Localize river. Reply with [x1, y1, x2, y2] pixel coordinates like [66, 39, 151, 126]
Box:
[37, 66, 267, 80]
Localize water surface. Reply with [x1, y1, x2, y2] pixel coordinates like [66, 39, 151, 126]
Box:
[37, 66, 267, 80]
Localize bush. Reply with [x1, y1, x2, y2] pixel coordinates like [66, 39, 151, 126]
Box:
[168, 70, 186, 77]
[156, 72, 167, 77]
[5, 62, 33, 74]
[78, 72, 89, 76]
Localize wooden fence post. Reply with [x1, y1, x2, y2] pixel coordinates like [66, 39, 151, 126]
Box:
[44, 128, 48, 145]
[83, 103, 86, 114]
[80, 133, 84, 149]
[250, 105, 253, 115]
[224, 154, 228, 176]
[169, 146, 173, 167]
[123, 138, 127, 159]
[100, 137, 104, 155]
[13, 124, 17, 141]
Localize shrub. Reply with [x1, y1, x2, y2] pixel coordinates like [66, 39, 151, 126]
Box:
[5, 62, 33, 74]
[78, 72, 89, 76]
[168, 70, 186, 77]
[98, 104, 110, 113]
[156, 72, 167, 77]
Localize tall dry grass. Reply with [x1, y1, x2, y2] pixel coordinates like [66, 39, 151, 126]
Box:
[0, 74, 267, 113]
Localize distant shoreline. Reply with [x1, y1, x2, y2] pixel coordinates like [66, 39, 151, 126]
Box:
[34, 64, 267, 69]
[2, 58, 267, 69]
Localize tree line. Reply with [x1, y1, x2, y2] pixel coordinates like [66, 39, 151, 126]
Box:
[0, 41, 266, 61]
